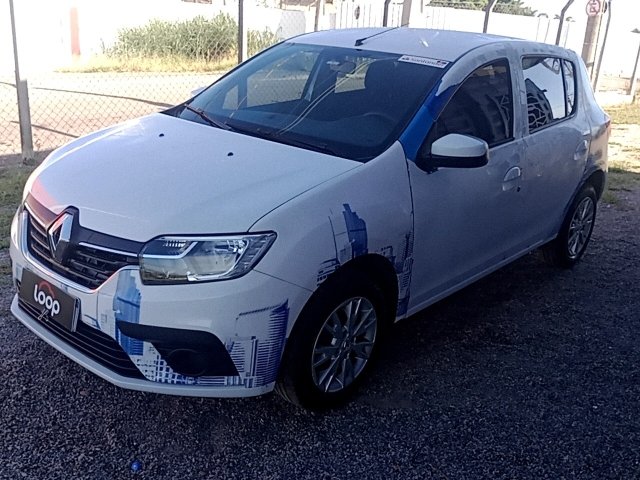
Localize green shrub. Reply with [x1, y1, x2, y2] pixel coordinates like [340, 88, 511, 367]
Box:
[248, 28, 281, 56]
[107, 14, 280, 64]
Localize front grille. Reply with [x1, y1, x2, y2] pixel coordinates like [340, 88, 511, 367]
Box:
[17, 296, 145, 380]
[26, 213, 138, 290]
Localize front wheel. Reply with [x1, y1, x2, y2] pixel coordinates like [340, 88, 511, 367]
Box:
[276, 270, 387, 409]
[542, 184, 598, 268]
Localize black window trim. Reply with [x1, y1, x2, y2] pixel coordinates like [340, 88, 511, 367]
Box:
[521, 54, 579, 135]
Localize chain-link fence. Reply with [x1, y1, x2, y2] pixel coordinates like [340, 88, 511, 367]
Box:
[0, 0, 325, 159]
[0, 0, 636, 161]
[0, 78, 19, 157]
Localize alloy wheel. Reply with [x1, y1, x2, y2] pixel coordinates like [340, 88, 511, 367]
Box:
[311, 297, 378, 393]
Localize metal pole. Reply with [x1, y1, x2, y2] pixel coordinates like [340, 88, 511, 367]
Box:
[9, 0, 34, 162]
[555, 0, 575, 45]
[593, 0, 613, 91]
[237, 0, 247, 63]
[483, 0, 498, 34]
[629, 32, 640, 98]
[563, 19, 573, 47]
[401, 0, 412, 26]
[582, 6, 604, 77]
[382, 0, 391, 27]
[314, 0, 323, 31]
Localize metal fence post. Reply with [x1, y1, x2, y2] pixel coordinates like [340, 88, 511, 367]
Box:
[382, 0, 391, 27]
[401, 0, 412, 26]
[9, 0, 34, 162]
[237, 0, 247, 64]
[555, 0, 576, 45]
[629, 29, 640, 99]
[483, 0, 498, 34]
[314, 0, 323, 32]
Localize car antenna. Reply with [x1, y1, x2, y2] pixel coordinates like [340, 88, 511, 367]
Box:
[354, 24, 407, 47]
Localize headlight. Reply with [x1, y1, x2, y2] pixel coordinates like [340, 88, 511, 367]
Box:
[10, 206, 22, 246]
[139, 233, 276, 285]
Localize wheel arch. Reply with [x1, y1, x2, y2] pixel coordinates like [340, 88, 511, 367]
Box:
[585, 169, 606, 200]
[327, 253, 399, 322]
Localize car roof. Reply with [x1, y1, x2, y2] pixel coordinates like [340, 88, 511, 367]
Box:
[291, 28, 565, 62]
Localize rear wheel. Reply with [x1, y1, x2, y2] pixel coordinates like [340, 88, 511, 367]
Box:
[542, 184, 597, 268]
[276, 270, 387, 409]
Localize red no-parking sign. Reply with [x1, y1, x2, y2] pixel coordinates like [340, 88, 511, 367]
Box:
[586, 0, 603, 16]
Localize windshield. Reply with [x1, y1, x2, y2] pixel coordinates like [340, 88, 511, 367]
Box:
[170, 43, 444, 161]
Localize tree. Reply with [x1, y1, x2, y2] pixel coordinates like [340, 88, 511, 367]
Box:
[427, 0, 535, 16]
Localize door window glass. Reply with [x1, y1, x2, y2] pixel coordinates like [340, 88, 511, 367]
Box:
[424, 59, 513, 150]
[563, 60, 577, 116]
[523, 56, 568, 131]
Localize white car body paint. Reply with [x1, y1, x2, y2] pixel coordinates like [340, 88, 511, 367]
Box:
[9, 28, 609, 398]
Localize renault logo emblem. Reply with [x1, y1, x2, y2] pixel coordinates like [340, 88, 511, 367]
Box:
[48, 213, 74, 264]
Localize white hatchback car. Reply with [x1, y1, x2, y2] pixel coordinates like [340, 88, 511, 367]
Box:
[10, 28, 609, 408]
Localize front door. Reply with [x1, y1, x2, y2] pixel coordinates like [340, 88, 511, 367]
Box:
[408, 58, 529, 310]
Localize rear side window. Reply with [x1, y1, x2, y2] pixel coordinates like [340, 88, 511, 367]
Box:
[425, 59, 514, 149]
[563, 60, 577, 116]
[523, 56, 576, 132]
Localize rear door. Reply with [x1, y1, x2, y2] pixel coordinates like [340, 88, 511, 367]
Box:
[518, 54, 589, 241]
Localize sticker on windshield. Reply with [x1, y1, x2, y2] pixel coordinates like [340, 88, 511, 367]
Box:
[398, 55, 449, 68]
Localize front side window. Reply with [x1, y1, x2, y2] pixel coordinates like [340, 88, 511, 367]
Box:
[171, 43, 445, 161]
[523, 56, 574, 131]
[424, 59, 514, 151]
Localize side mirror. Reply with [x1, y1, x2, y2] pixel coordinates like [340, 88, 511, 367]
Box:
[191, 86, 206, 97]
[416, 134, 489, 173]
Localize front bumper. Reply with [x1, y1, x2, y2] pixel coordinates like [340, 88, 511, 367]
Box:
[10, 210, 310, 398]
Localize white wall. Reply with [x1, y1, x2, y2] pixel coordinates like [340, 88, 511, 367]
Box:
[0, 0, 638, 78]
[0, 0, 71, 76]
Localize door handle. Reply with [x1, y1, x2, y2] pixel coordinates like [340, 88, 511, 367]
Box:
[574, 139, 589, 161]
[502, 166, 522, 192]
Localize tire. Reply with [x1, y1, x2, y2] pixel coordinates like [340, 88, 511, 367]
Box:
[276, 269, 388, 409]
[542, 184, 598, 268]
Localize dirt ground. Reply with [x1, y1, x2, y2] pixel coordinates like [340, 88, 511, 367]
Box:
[0, 136, 639, 480]
[0, 102, 639, 477]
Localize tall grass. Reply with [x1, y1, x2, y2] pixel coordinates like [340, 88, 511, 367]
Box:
[105, 15, 280, 67]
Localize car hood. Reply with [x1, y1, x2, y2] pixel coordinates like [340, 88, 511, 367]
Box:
[27, 114, 359, 241]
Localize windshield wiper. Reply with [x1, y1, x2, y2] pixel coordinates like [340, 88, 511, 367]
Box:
[218, 119, 339, 156]
[275, 136, 339, 156]
[183, 104, 231, 131]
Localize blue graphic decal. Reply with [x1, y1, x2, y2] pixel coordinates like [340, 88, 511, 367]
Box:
[400, 80, 456, 161]
[255, 301, 289, 386]
[113, 271, 144, 356]
[130, 300, 290, 388]
[342, 204, 368, 257]
[378, 231, 413, 316]
[317, 204, 413, 316]
[317, 204, 368, 285]
[395, 231, 414, 316]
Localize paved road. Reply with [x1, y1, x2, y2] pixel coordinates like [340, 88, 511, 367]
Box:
[1, 188, 639, 480]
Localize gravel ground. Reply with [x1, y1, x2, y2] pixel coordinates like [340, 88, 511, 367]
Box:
[1, 187, 639, 480]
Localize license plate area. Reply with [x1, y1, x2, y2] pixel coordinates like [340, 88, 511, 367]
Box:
[18, 269, 80, 332]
